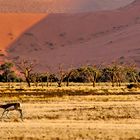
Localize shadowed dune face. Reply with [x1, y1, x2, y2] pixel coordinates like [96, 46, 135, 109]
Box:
[0, 0, 134, 13]
[5, 0, 140, 71]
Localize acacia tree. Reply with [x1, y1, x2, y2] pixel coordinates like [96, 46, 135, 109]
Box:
[66, 66, 96, 83]
[0, 62, 13, 82]
[65, 70, 73, 86]
[17, 59, 36, 87]
[55, 64, 66, 87]
[86, 65, 101, 87]
[0, 62, 20, 82]
[64, 65, 75, 87]
[125, 63, 139, 83]
[102, 62, 125, 87]
[114, 64, 126, 86]
[39, 72, 51, 87]
[45, 66, 53, 87]
[30, 72, 41, 87]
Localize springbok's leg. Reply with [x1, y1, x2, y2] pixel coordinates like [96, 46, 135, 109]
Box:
[1, 110, 7, 119]
[5, 110, 10, 119]
[17, 109, 23, 121]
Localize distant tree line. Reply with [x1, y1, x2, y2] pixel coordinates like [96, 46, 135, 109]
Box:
[0, 60, 139, 87]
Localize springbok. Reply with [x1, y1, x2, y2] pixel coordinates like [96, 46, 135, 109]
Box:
[0, 102, 23, 121]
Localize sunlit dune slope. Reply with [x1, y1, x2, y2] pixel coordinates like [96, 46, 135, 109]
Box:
[0, 13, 47, 52]
[5, 0, 140, 71]
[0, 0, 134, 13]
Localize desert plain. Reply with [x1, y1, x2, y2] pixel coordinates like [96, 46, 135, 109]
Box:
[0, 83, 139, 140]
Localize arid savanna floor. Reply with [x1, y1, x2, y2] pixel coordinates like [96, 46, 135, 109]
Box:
[0, 94, 140, 140]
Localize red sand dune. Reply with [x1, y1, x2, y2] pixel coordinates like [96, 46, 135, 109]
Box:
[0, 13, 46, 63]
[4, 0, 140, 71]
[0, 0, 134, 13]
[0, 14, 46, 50]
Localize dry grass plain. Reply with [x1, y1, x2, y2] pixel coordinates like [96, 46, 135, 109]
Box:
[0, 83, 140, 140]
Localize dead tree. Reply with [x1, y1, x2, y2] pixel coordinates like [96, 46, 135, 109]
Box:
[17, 59, 36, 87]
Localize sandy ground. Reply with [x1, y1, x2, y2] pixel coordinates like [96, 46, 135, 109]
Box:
[0, 99, 140, 140]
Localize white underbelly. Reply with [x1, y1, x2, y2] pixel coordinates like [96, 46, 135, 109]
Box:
[6, 106, 15, 111]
